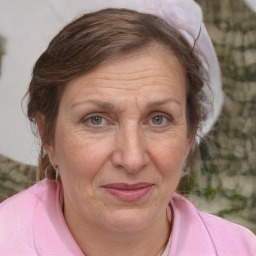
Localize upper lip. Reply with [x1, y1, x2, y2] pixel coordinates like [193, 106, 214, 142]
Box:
[102, 183, 153, 190]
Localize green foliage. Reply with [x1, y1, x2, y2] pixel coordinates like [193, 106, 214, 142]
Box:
[178, 170, 199, 195]
[202, 186, 216, 199]
[217, 192, 247, 217]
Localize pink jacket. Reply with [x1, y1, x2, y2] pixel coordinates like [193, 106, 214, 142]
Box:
[0, 180, 255, 255]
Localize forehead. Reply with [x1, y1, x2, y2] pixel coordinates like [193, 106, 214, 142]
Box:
[61, 47, 186, 107]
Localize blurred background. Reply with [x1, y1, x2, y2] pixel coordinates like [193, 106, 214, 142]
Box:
[0, 0, 255, 233]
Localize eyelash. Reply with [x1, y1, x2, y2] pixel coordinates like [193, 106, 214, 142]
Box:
[82, 113, 110, 127]
[148, 115, 169, 126]
[81, 112, 173, 128]
[147, 112, 173, 127]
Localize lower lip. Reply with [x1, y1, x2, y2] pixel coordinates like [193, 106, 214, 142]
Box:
[103, 186, 153, 201]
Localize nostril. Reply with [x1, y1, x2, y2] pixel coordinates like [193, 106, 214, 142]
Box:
[111, 145, 148, 173]
[111, 126, 148, 173]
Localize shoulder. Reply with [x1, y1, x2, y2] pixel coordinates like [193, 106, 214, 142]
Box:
[198, 210, 256, 254]
[171, 193, 256, 255]
[0, 180, 57, 255]
[0, 180, 55, 217]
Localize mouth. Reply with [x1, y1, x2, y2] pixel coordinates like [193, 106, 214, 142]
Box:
[101, 183, 154, 201]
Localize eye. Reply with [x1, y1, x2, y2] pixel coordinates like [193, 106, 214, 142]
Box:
[151, 116, 164, 125]
[149, 114, 171, 126]
[84, 115, 108, 126]
[90, 116, 104, 125]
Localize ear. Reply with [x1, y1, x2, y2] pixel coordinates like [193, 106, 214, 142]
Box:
[184, 125, 197, 159]
[36, 113, 55, 164]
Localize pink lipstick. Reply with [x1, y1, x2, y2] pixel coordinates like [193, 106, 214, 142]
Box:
[102, 183, 153, 201]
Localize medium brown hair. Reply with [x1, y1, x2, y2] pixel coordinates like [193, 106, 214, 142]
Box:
[25, 8, 209, 180]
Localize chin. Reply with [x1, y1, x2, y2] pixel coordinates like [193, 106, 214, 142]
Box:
[102, 208, 158, 232]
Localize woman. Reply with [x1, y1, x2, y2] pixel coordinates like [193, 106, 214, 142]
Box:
[0, 1, 255, 255]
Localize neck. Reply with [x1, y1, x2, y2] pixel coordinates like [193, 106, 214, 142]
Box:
[64, 204, 171, 256]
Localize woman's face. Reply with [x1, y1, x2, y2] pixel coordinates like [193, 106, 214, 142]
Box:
[47, 47, 194, 232]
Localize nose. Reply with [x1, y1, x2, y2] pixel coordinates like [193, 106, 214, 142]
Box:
[111, 123, 149, 173]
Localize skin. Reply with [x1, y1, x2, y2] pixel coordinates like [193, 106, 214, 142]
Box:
[41, 46, 195, 256]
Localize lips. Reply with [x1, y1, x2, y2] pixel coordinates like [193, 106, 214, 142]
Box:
[102, 183, 153, 201]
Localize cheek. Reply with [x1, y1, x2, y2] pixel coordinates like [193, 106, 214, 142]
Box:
[148, 135, 188, 176]
[54, 125, 113, 180]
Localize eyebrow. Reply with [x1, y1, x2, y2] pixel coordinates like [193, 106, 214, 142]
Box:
[71, 99, 116, 110]
[145, 98, 182, 110]
[71, 98, 181, 110]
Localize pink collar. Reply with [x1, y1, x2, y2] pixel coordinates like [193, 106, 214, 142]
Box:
[32, 180, 218, 255]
